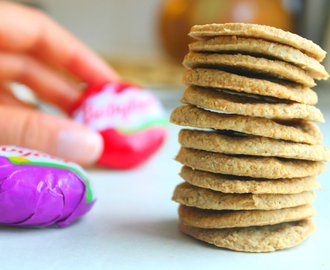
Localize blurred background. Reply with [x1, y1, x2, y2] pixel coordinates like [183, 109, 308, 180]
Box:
[6, 0, 330, 106]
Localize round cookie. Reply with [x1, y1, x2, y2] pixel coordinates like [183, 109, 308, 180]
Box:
[181, 85, 324, 122]
[172, 182, 316, 210]
[182, 68, 318, 105]
[183, 53, 316, 87]
[170, 106, 323, 145]
[175, 147, 326, 179]
[189, 23, 326, 61]
[178, 219, 316, 252]
[178, 204, 316, 229]
[180, 166, 320, 194]
[189, 36, 328, 79]
[178, 129, 330, 161]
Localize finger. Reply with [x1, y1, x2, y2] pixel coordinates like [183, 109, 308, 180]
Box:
[0, 105, 103, 165]
[0, 84, 31, 107]
[0, 52, 80, 112]
[0, 2, 120, 85]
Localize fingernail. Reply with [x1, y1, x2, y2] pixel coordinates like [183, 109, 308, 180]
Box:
[56, 129, 103, 165]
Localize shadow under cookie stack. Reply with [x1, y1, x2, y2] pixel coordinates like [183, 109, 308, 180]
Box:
[170, 23, 330, 252]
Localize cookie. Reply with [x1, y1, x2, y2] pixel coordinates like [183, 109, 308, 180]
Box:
[183, 53, 316, 87]
[178, 129, 330, 161]
[181, 86, 324, 122]
[178, 219, 316, 252]
[172, 182, 316, 210]
[175, 147, 326, 179]
[189, 36, 329, 79]
[189, 23, 326, 61]
[178, 204, 315, 229]
[180, 166, 320, 194]
[182, 68, 318, 105]
[170, 106, 323, 145]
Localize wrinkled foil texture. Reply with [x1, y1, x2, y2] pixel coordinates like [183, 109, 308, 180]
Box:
[0, 156, 95, 227]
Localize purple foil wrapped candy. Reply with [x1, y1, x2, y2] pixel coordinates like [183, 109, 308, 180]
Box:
[0, 146, 96, 227]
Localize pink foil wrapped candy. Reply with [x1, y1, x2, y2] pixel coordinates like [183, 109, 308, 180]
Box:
[0, 146, 95, 227]
[71, 82, 168, 169]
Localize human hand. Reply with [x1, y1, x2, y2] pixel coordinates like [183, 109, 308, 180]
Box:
[0, 1, 120, 165]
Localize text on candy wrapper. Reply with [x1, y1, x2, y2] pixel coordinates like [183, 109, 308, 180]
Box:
[1, 147, 70, 163]
[81, 96, 156, 124]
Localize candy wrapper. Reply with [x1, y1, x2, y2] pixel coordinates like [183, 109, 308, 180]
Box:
[71, 82, 168, 169]
[0, 146, 95, 227]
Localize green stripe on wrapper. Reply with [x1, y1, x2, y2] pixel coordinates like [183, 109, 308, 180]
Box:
[7, 158, 94, 203]
[118, 117, 168, 134]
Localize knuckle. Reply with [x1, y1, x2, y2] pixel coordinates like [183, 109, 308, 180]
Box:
[16, 110, 51, 151]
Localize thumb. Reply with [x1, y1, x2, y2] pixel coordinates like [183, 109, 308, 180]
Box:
[0, 105, 103, 165]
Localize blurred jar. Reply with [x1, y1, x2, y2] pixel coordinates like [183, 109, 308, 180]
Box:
[160, 0, 298, 62]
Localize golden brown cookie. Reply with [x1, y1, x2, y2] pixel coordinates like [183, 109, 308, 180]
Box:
[178, 129, 330, 161]
[178, 219, 316, 252]
[175, 147, 326, 179]
[178, 204, 316, 229]
[182, 68, 318, 105]
[180, 166, 320, 194]
[183, 53, 316, 87]
[181, 86, 324, 122]
[170, 106, 323, 145]
[172, 182, 316, 210]
[189, 23, 326, 61]
[189, 36, 328, 79]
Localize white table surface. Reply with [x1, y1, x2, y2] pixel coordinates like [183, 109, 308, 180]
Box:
[1, 88, 330, 270]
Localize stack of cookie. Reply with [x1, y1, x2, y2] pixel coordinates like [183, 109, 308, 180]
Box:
[170, 23, 330, 252]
